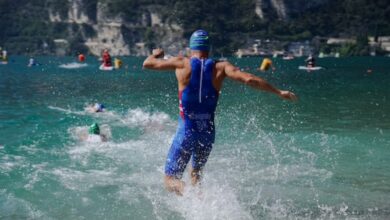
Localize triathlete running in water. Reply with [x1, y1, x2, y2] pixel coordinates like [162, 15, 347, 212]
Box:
[143, 29, 297, 195]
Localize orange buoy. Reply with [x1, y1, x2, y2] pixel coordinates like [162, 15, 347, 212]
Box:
[78, 54, 85, 62]
[259, 58, 272, 71]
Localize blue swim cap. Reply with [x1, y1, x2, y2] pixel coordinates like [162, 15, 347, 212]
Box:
[94, 103, 105, 112]
[189, 30, 210, 51]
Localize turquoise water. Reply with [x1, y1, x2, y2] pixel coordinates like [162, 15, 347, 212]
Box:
[0, 56, 389, 219]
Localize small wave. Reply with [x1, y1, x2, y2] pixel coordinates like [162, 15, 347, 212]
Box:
[58, 62, 88, 69]
[122, 108, 174, 132]
[68, 124, 112, 143]
[52, 167, 118, 191]
[23, 163, 49, 190]
[166, 181, 253, 220]
[0, 153, 27, 173]
[67, 129, 171, 167]
[48, 106, 86, 115]
[0, 190, 47, 219]
[49, 106, 175, 132]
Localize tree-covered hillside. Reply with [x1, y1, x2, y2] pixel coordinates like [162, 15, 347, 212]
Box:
[162, 0, 389, 54]
[0, 0, 389, 55]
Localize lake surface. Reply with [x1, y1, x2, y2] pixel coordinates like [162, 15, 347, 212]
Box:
[0, 56, 389, 219]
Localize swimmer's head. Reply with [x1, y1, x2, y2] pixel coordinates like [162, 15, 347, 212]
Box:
[190, 30, 210, 51]
[88, 123, 100, 135]
[94, 103, 105, 112]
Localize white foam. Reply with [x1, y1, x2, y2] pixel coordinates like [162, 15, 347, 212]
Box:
[55, 108, 345, 219]
[58, 62, 88, 69]
[67, 127, 254, 220]
[24, 163, 49, 190]
[7, 102, 382, 219]
[122, 108, 174, 132]
[0, 154, 27, 173]
[52, 167, 118, 191]
[59, 109, 265, 219]
[48, 106, 86, 115]
[171, 181, 253, 220]
[50, 106, 175, 132]
[68, 124, 112, 143]
[67, 129, 171, 171]
[0, 190, 48, 219]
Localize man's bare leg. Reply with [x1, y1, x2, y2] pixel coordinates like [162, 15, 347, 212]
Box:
[164, 175, 185, 196]
[189, 167, 205, 198]
[189, 167, 202, 186]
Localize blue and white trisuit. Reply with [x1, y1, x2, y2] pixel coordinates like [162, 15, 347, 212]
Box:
[165, 57, 219, 178]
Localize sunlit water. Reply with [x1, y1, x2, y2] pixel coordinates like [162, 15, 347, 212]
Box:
[0, 56, 389, 219]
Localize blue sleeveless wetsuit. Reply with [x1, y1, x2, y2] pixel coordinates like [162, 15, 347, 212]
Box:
[165, 57, 219, 178]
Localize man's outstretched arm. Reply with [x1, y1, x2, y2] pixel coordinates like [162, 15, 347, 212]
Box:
[223, 62, 297, 101]
[143, 48, 184, 71]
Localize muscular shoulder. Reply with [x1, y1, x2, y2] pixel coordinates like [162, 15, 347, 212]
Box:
[215, 61, 237, 74]
[169, 56, 186, 62]
[215, 60, 228, 70]
[168, 56, 189, 69]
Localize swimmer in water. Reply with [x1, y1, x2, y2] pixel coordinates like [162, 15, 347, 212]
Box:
[143, 29, 297, 195]
[83, 123, 107, 142]
[85, 103, 105, 113]
[102, 49, 112, 67]
[27, 57, 36, 67]
[305, 54, 316, 68]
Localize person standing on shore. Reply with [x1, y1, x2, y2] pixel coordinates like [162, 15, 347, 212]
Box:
[143, 29, 297, 195]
